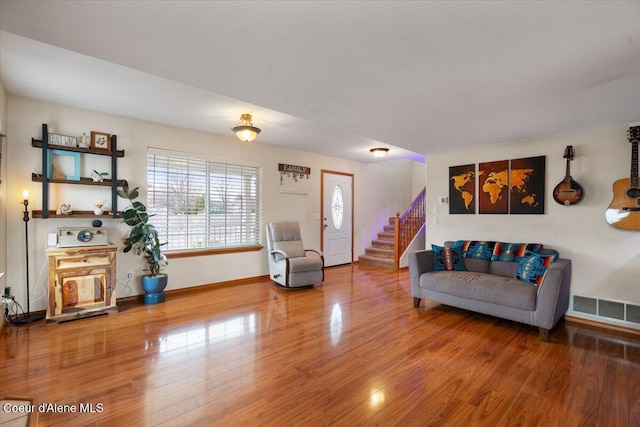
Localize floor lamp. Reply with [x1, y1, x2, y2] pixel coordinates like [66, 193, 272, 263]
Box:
[13, 190, 44, 324]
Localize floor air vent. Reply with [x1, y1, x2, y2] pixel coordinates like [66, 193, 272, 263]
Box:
[573, 295, 640, 325]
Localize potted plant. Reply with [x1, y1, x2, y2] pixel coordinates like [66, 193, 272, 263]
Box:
[117, 187, 168, 304]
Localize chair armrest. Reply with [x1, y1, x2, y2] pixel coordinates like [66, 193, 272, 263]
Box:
[305, 249, 324, 257]
[269, 249, 288, 261]
[409, 250, 434, 296]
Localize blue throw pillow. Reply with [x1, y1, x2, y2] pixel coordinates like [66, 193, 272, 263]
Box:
[432, 244, 466, 271]
[516, 251, 557, 286]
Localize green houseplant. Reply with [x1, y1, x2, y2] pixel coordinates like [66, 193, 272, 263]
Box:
[117, 187, 168, 304]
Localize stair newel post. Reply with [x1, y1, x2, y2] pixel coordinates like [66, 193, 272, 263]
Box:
[393, 212, 400, 271]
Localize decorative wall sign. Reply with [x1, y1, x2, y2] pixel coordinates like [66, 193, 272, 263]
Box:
[279, 163, 310, 195]
[48, 133, 77, 147]
[478, 160, 509, 214]
[449, 164, 475, 214]
[510, 155, 545, 214]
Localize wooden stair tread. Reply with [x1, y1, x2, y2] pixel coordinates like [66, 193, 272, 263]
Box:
[371, 239, 394, 248]
[365, 247, 394, 257]
[358, 254, 395, 268]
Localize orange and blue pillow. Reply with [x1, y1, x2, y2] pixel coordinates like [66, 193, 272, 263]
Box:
[456, 240, 496, 260]
[432, 243, 466, 271]
[516, 251, 557, 286]
[491, 242, 542, 262]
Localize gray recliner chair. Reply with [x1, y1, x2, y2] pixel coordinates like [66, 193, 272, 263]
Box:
[266, 221, 324, 289]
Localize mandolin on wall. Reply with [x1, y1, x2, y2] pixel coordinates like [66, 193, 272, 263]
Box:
[553, 145, 584, 206]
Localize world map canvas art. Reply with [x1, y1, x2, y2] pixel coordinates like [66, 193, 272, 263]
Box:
[449, 164, 476, 214]
[510, 155, 545, 214]
[453, 156, 546, 216]
[478, 160, 509, 214]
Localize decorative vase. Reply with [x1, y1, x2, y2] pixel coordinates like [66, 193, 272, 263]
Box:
[141, 274, 168, 304]
[94, 204, 104, 215]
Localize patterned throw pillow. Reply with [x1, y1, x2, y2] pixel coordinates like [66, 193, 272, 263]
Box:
[432, 244, 466, 271]
[491, 242, 542, 262]
[516, 251, 557, 286]
[457, 240, 496, 260]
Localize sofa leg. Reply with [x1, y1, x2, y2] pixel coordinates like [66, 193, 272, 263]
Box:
[413, 297, 421, 308]
[538, 327, 550, 342]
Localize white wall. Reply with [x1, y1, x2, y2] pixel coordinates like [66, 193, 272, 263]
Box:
[425, 125, 640, 327]
[4, 95, 421, 312]
[0, 81, 7, 276]
[0, 81, 7, 329]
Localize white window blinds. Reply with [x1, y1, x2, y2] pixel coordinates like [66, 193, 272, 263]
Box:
[147, 149, 261, 251]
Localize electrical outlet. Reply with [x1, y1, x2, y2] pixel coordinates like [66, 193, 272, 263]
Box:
[127, 272, 133, 280]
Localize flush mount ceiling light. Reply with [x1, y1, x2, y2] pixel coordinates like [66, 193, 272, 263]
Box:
[231, 113, 261, 142]
[369, 147, 389, 158]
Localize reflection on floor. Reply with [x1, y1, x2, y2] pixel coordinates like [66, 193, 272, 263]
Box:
[1, 263, 639, 426]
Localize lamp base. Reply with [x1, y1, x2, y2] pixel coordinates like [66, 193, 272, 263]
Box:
[11, 312, 45, 324]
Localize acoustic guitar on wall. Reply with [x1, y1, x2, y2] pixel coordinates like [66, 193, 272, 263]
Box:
[605, 125, 640, 230]
[553, 145, 584, 206]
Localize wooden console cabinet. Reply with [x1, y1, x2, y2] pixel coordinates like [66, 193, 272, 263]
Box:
[47, 244, 118, 322]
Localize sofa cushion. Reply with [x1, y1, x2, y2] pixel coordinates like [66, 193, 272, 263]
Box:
[516, 251, 557, 286]
[432, 244, 466, 271]
[491, 242, 542, 262]
[462, 258, 491, 274]
[420, 271, 538, 311]
[490, 260, 520, 278]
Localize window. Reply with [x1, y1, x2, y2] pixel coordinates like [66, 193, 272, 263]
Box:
[147, 149, 261, 252]
[331, 185, 344, 230]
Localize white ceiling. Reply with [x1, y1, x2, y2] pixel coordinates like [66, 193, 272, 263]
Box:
[1, 1, 639, 164]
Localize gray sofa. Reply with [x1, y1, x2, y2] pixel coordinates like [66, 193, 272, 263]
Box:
[409, 242, 571, 341]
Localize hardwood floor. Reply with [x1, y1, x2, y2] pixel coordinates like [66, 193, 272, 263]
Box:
[1, 264, 639, 426]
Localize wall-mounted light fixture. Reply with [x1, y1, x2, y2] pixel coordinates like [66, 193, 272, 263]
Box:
[232, 113, 261, 142]
[369, 147, 389, 158]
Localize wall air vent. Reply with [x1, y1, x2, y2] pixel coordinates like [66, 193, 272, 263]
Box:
[572, 295, 640, 326]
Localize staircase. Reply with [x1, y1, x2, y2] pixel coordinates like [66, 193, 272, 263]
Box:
[358, 218, 397, 268]
[359, 188, 426, 270]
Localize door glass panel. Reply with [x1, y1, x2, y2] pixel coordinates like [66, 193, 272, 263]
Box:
[331, 185, 344, 230]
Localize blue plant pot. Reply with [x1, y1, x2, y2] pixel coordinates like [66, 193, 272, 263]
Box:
[141, 274, 168, 305]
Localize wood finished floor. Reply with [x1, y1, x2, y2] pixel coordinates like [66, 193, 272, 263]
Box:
[1, 264, 640, 426]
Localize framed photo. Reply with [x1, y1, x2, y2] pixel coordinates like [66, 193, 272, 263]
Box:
[91, 131, 111, 151]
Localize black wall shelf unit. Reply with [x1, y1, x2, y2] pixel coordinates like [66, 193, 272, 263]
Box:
[31, 123, 128, 219]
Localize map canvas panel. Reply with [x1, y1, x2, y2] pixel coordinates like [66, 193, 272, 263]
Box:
[449, 164, 476, 214]
[478, 160, 509, 214]
[510, 155, 545, 214]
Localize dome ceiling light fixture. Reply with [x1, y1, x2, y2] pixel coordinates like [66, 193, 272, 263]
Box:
[369, 147, 389, 158]
[231, 113, 261, 142]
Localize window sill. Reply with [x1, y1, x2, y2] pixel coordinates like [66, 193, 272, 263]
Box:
[165, 245, 263, 259]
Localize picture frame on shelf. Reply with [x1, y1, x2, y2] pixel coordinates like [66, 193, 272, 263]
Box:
[91, 131, 111, 151]
[47, 149, 81, 181]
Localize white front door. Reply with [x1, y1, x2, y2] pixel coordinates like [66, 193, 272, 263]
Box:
[322, 171, 353, 267]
